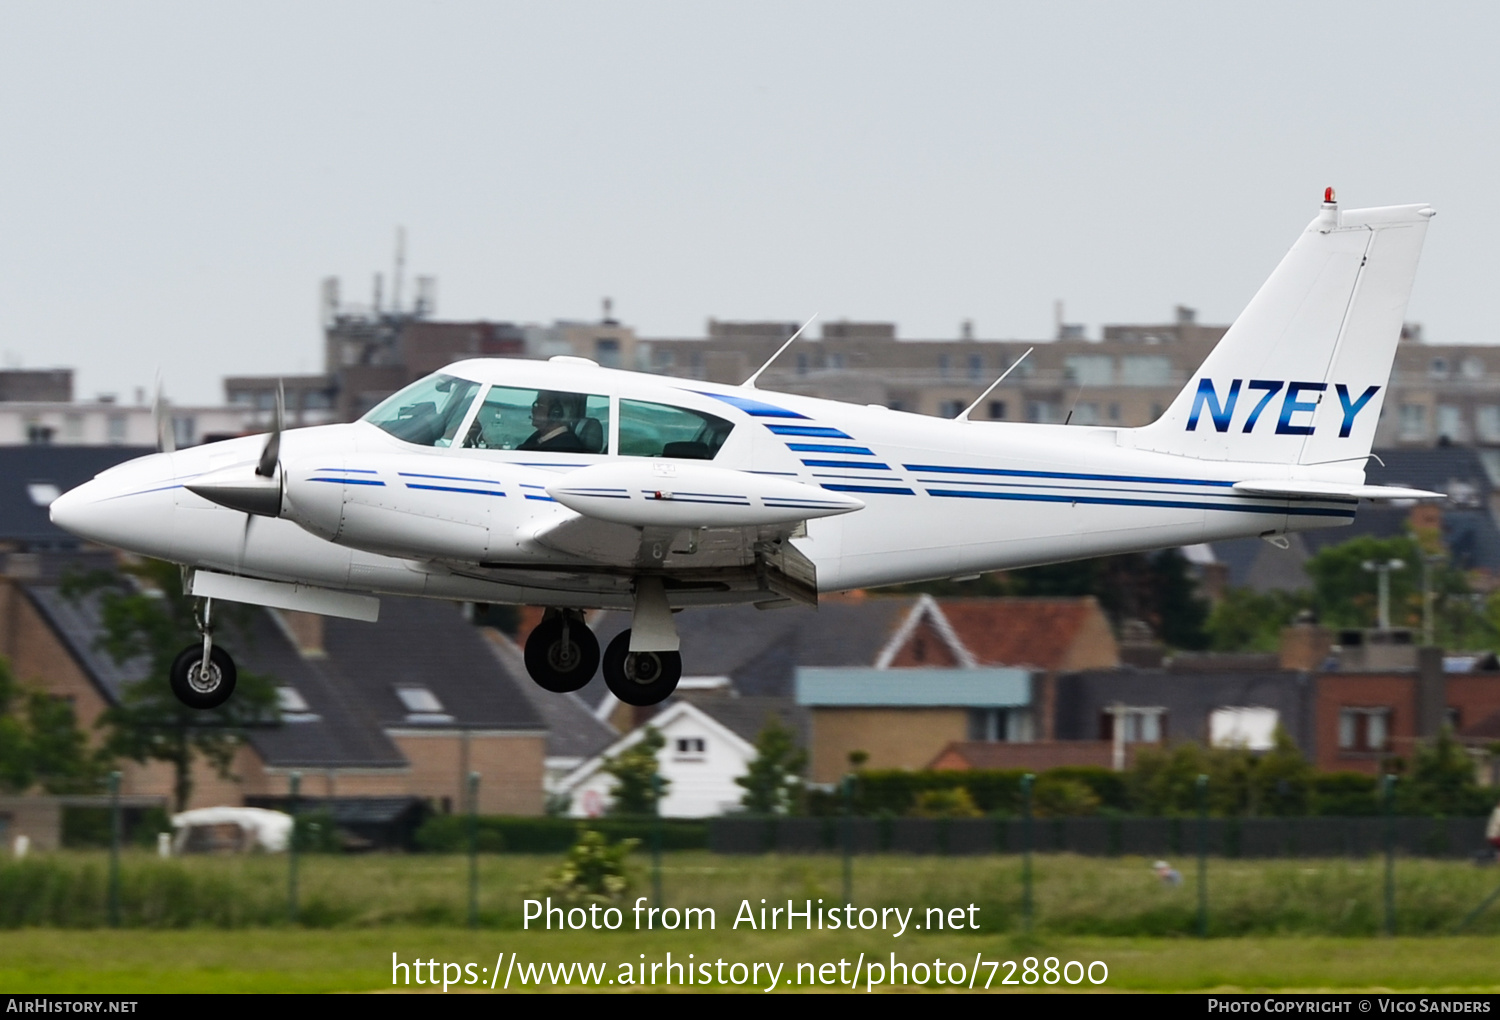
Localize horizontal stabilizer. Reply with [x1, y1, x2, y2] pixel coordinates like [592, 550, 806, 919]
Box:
[1232, 480, 1445, 501]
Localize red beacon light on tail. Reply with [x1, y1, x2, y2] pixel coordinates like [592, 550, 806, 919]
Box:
[1317, 187, 1340, 231]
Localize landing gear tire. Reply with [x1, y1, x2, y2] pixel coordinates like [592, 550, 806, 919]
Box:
[601, 629, 681, 707]
[169, 645, 237, 710]
[524, 614, 600, 693]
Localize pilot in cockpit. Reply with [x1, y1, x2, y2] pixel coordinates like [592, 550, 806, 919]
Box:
[518, 391, 587, 452]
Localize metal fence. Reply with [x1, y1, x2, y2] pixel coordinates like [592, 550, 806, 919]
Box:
[709, 815, 1493, 858]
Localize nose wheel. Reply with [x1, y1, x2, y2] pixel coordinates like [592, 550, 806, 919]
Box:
[169, 597, 237, 709]
[523, 611, 600, 693]
[601, 629, 681, 707]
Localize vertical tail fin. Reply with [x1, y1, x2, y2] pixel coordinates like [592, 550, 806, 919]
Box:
[1134, 195, 1434, 467]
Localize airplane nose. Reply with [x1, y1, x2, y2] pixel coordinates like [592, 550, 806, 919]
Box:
[49, 479, 109, 541]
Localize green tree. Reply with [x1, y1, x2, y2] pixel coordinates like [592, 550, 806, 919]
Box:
[736, 716, 807, 815]
[1205, 588, 1313, 652]
[1397, 728, 1481, 816]
[532, 828, 638, 905]
[1125, 728, 1320, 817]
[63, 559, 279, 811]
[0, 657, 104, 793]
[603, 726, 668, 815]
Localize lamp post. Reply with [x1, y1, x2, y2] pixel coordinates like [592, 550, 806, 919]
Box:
[1362, 559, 1406, 630]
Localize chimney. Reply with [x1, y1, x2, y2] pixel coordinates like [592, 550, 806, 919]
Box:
[1279, 615, 1333, 671]
[280, 610, 326, 659]
[1416, 645, 1446, 739]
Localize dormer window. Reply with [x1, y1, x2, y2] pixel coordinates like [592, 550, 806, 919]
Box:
[674, 737, 706, 760]
[396, 686, 453, 723]
[275, 686, 319, 723]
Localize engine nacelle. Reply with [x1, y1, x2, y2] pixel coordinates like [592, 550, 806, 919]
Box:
[282, 456, 513, 561]
[547, 460, 863, 527]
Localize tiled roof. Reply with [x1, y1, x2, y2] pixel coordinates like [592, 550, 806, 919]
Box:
[937, 598, 1107, 670]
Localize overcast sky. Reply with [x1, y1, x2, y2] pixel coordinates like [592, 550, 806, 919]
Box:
[2, 1, 1497, 404]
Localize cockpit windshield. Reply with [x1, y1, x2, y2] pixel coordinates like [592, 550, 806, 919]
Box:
[362, 373, 481, 447]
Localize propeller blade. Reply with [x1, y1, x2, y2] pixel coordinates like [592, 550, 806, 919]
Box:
[237, 513, 253, 571]
[256, 379, 283, 478]
[152, 372, 175, 454]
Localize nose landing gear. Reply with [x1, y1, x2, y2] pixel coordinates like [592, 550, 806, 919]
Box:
[169, 597, 238, 709]
[523, 610, 600, 692]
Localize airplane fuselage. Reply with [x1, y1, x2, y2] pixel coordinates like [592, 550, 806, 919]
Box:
[52, 355, 1355, 611]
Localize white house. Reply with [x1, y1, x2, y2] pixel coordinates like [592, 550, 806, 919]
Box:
[559, 701, 760, 818]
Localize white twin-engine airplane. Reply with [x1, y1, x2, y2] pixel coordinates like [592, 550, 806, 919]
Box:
[50, 192, 1442, 710]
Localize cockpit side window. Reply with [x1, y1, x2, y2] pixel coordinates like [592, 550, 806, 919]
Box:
[461, 386, 611, 454]
[362, 374, 481, 447]
[618, 399, 733, 460]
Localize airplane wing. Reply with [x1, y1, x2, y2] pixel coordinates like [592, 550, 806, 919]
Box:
[429, 461, 858, 607]
[1232, 479, 1445, 500]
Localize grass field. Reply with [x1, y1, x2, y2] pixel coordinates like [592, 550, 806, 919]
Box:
[2, 930, 1499, 992]
[2, 851, 1499, 992]
[6, 850, 1500, 937]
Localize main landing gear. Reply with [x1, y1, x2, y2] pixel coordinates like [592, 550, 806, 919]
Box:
[601, 629, 681, 708]
[169, 597, 238, 710]
[522, 580, 683, 707]
[523, 610, 600, 693]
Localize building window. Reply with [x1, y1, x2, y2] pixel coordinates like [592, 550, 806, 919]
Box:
[674, 737, 706, 759]
[107, 414, 127, 443]
[938, 399, 964, 418]
[1399, 404, 1428, 441]
[1121, 355, 1171, 386]
[172, 416, 197, 448]
[1101, 707, 1167, 743]
[1070, 402, 1099, 425]
[1430, 357, 1449, 378]
[988, 400, 1007, 420]
[829, 353, 845, 370]
[1209, 707, 1279, 750]
[1436, 405, 1465, 443]
[795, 353, 809, 376]
[26, 482, 60, 507]
[1462, 356, 1485, 380]
[938, 354, 951, 379]
[1338, 707, 1391, 752]
[1064, 355, 1113, 386]
[1027, 400, 1061, 424]
[595, 338, 621, 368]
[1477, 406, 1500, 443]
[966, 354, 983, 381]
[25, 422, 54, 445]
[967, 709, 1035, 742]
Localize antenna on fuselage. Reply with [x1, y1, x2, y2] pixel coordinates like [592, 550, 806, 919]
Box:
[741, 314, 818, 389]
[954, 346, 1033, 422]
